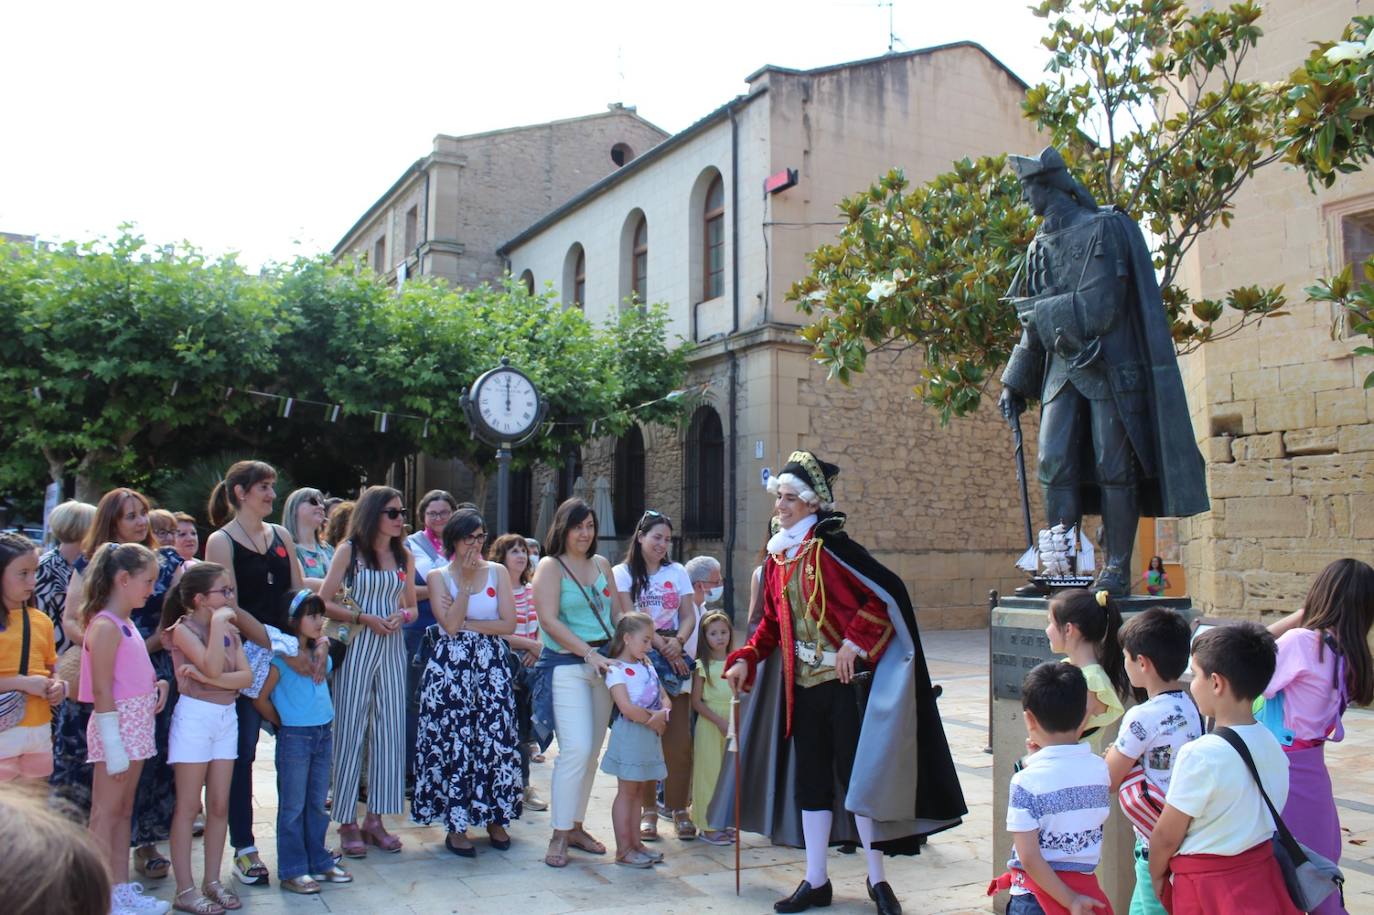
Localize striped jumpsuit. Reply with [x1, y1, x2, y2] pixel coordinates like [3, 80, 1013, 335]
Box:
[331, 563, 407, 823]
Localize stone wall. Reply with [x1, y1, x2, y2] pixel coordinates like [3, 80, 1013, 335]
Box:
[1179, 0, 1374, 619]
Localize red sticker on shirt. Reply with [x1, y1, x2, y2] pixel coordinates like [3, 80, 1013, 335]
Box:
[625, 667, 635, 676]
[275, 546, 288, 558]
[603, 588, 611, 596]
[663, 581, 674, 590]
[398, 568, 407, 580]
[486, 587, 496, 597]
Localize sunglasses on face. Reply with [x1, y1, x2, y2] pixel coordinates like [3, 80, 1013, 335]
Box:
[382, 508, 408, 520]
[304, 496, 322, 507]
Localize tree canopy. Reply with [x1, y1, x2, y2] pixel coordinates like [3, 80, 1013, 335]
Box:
[0, 231, 689, 509]
[792, 1, 1374, 419]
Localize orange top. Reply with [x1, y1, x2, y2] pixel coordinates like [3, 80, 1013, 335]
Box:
[0, 607, 57, 726]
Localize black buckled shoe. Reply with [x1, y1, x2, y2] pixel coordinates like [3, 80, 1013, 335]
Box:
[867, 879, 901, 915]
[774, 879, 833, 912]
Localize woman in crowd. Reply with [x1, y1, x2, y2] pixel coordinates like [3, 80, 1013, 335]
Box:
[172, 513, 200, 563]
[532, 498, 627, 868]
[412, 509, 521, 854]
[59, 488, 181, 880]
[318, 486, 417, 856]
[283, 488, 332, 583]
[404, 490, 456, 786]
[490, 532, 547, 811]
[204, 461, 316, 887]
[35, 499, 96, 654]
[322, 501, 355, 548]
[150, 510, 178, 553]
[612, 511, 696, 841]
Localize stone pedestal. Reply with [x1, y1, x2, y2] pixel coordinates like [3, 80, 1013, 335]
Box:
[988, 595, 1194, 913]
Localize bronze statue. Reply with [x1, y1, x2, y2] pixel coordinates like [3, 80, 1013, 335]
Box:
[998, 147, 1209, 596]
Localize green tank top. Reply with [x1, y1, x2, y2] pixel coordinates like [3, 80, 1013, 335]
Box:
[541, 571, 613, 651]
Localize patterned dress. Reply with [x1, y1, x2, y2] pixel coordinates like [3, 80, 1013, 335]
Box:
[411, 566, 522, 832]
[34, 548, 75, 652]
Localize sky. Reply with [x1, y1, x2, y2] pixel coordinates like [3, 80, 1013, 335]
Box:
[3, 0, 1053, 268]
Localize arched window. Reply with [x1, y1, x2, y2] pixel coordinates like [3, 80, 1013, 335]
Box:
[683, 406, 724, 539]
[632, 216, 648, 303]
[519, 269, 535, 295]
[562, 243, 586, 310]
[611, 143, 635, 167]
[613, 425, 647, 534]
[703, 175, 725, 300]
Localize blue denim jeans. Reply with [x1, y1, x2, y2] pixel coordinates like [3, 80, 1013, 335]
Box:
[275, 724, 335, 880]
[1007, 893, 1047, 915]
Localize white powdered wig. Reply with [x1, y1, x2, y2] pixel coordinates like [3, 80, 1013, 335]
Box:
[766, 472, 833, 511]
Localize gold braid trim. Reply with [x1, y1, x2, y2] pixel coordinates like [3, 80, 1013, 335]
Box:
[787, 450, 834, 506]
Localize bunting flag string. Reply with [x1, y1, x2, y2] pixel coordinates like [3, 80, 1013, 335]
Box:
[182, 380, 711, 438]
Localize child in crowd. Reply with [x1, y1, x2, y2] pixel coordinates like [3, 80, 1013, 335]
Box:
[1105, 607, 1202, 915]
[689, 610, 735, 845]
[990, 661, 1112, 915]
[163, 562, 251, 914]
[79, 542, 172, 915]
[0, 785, 112, 915]
[1148, 623, 1299, 915]
[0, 533, 63, 782]
[255, 590, 353, 895]
[1047, 589, 1129, 748]
[1261, 557, 1373, 915]
[601, 611, 670, 868]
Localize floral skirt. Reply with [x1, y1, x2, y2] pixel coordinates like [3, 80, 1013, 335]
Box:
[411, 632, 522, 832]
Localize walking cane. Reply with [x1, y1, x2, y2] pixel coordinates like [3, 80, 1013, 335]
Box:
[730, 694, 741, 895]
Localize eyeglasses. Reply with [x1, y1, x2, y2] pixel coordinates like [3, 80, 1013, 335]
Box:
[424, 508, 453, 520]
[461, 532, 486, 545]
[153, 529, 176, 539]
[382, 508, 409, 520]
[207, 587, 236, 597]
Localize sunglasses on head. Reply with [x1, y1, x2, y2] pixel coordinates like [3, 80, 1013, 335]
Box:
[382, 507, 408, 520]
[641, 510, 671, 527]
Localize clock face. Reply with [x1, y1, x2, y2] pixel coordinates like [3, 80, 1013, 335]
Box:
[476, 369, 540, 439]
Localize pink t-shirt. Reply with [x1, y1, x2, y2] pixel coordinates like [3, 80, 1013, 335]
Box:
[1264, 628, 1344, 741]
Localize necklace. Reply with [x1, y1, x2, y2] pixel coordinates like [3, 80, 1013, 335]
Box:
[235, 518, 276, 586]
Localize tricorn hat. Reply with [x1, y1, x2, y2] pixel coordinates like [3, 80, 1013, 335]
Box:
[1008, 146, 1069, 182]
[766, 450, 839, 510]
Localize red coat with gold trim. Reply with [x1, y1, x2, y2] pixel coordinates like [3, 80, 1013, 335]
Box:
[726, 525, 894, 736]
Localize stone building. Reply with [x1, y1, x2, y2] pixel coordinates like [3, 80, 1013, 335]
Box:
[1179, 0, 1374, 618]
[500, 43, 1049, 625]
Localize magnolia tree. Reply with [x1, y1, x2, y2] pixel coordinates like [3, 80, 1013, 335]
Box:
[792, 1, 1374, 421]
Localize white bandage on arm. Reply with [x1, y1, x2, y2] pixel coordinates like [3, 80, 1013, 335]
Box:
[94, 710, 129, 775]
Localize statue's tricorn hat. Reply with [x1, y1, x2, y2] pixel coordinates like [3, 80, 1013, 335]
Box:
[1009, 146, 1068, 182]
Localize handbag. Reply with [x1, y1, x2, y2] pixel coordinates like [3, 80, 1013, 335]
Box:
[553, 557, 614, 656]
[1215, 726, 1345, 912]
[322, 541, 362, 667]
[0, 609, 34, 732]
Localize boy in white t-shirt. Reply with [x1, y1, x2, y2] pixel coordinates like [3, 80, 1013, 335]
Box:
[1105, 607, 1202, 915]
[1148, 623, 1300, 915]
[989, 661, 1112, 915]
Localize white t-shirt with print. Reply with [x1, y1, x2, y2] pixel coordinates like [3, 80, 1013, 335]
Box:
[1166, 723, 1289, 857]
[612, 562, 693, 631]
[1005, 742, 1111, 895]
[1113, 689, 1203, 799]
[604, 659, 664, 711]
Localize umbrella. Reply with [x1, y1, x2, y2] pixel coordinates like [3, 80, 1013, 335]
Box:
[572, 475, 589, 504]
[533, 480, 557, 545]
[591, 476, 617, 543]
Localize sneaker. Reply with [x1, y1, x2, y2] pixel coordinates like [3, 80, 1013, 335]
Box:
[109, 891, 139, 915]
[115, 883, 171, 915]
[523, 784, 549, 811]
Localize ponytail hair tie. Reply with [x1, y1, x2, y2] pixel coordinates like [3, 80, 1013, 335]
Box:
[289, 589, 312, 619]
[106, 542, 119, 553]
[1095, 589, 1109, 608]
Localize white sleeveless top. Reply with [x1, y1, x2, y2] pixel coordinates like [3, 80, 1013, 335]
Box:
[441, 565, 499, 621]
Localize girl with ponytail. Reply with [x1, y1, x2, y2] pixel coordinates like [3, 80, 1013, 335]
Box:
[1045, 588, 1129, 749]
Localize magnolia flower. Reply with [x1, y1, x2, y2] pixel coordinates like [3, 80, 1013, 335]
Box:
[892, 267, 907, 283]
[805, 289, 827, 303]
[866, 278, 898, 302]
[1325, 35, 1374, 63]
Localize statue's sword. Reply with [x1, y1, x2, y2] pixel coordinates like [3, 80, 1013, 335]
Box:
[1010, 411, 1035, 552]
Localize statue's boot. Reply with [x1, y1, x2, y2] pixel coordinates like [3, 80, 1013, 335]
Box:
[1091, 484, 1138, 597]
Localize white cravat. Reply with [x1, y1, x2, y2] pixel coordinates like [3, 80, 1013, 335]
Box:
[766, 513, 817, 559]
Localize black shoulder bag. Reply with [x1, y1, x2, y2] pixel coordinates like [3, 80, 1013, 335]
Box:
[554, 557, 614, 655]
[0, 609, 34, 732]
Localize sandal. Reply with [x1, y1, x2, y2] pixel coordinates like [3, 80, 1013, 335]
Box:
[444, 834, 476, 858]
[201, 881, 241, 911]
[231, 852, 269, 887]
[280, 876, 321, 895]
[312, 865, 353, 883]
[360, 818, 402, 853]
[544, 833, 570, 868]
[673, 809, 698, 841]
[135, 846, 172, 880]
[639, 813, 659, 842]
[615, 849, 655, 868]
[173, 888, 224, 915]
[641, 846, 665, 863]
[568, 826, 607, 855]
[700, 829, 734, 846]
[337, 824, 367, 858]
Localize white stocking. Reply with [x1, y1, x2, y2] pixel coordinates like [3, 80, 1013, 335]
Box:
[854, 814, 887, 886]
[800, 809, 833, 886]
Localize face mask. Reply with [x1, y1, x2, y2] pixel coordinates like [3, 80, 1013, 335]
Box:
[706, 585, 724, 603]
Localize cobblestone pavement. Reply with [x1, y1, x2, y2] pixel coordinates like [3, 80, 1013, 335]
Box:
[142, 629, 1374, 913]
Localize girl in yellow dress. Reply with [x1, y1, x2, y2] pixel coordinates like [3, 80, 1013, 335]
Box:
[689, 612, 735, 845]
[1046, 589, 1129, 750]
